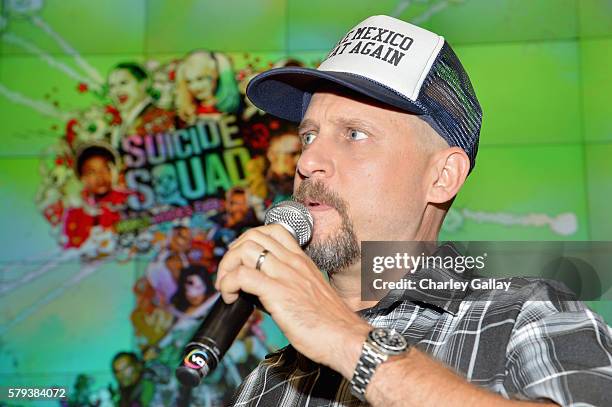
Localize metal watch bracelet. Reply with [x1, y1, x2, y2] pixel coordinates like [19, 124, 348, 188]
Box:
[349, 341, 388, 401]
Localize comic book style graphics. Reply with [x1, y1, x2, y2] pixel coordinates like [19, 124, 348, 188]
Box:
[27, 50, 306, 405]
[34, 53, 309, 260]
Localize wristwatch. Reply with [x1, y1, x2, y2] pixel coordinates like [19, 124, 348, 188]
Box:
[350, 327, 408, 402]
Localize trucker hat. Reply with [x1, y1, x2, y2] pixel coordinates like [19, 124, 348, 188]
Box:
[246, 15, 482, 170]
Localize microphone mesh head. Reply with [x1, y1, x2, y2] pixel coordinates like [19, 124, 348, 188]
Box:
[264, 201, 314, 247]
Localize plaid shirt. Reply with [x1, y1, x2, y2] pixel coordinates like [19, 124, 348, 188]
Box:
[229, 245, 612, 406]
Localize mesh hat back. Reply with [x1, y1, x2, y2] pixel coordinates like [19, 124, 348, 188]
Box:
[418, 42, 482, 168]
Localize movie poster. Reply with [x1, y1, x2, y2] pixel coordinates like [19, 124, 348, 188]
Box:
[28, 49, 307, 406]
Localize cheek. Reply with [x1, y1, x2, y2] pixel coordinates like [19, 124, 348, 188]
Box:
[293, 175, 301, 193]
[83, 175, 96, 186]
[340, 158, 422, 240]
[135, 84, 147, 96]
[337, 161, 379, 221]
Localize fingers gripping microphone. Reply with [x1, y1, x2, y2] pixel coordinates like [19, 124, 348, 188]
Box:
[175, 200, 313, 387]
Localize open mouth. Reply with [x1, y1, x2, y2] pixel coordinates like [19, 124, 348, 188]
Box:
[118, 94, 129, 104]
[305, 198, 333, 211]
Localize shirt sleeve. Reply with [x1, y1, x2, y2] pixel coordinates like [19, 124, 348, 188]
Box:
[504, 283, 612, 406]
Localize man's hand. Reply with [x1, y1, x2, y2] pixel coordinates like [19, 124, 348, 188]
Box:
[214, 224, 370, 377]
[214, 225, 561, 407]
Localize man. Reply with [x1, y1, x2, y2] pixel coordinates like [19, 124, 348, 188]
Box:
[63, 142, 128, 248]
[215, 15, 612, 406]
[224, 186, 259, 232]
[107, 62, 175, 145]
[244, 126, 301, 206]
[111, 352, 155, 407]
[266, 130, 302, 203]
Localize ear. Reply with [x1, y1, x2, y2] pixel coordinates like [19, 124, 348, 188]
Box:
[425, 147, 470, 204]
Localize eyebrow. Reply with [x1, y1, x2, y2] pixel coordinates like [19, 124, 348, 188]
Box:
[332, 117, 380, 134]
[298, 119, 318, 135]
[298, 116, 381, 135]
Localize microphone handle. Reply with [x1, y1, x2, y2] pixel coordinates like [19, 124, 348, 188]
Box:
[176, 293, 255, 387]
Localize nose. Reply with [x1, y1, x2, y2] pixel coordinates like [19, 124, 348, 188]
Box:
[295, 134, 335, 180]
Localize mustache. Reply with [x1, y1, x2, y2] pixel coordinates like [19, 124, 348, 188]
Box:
[292, 179, 348, 214]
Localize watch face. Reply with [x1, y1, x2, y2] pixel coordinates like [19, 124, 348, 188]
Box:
[370, 328, 407, 354]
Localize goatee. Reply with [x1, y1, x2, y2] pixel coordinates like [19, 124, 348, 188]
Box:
[293, 180, 360, 276]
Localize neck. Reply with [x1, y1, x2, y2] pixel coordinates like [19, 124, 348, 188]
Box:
[329, 262, 378, 312]
[413, 203, 445, 241]
[328, 205, 444, 313]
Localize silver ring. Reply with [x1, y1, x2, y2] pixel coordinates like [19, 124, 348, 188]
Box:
[255, 249, 269, 271]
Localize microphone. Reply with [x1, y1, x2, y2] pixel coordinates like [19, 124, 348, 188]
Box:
[175, 200, 313, 387]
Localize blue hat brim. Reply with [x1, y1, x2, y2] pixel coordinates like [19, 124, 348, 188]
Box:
[246, 66, 426, 123]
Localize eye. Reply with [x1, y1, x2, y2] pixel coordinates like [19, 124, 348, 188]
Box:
[348, 129, 368, 141]
[302, 131, 317, 146]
